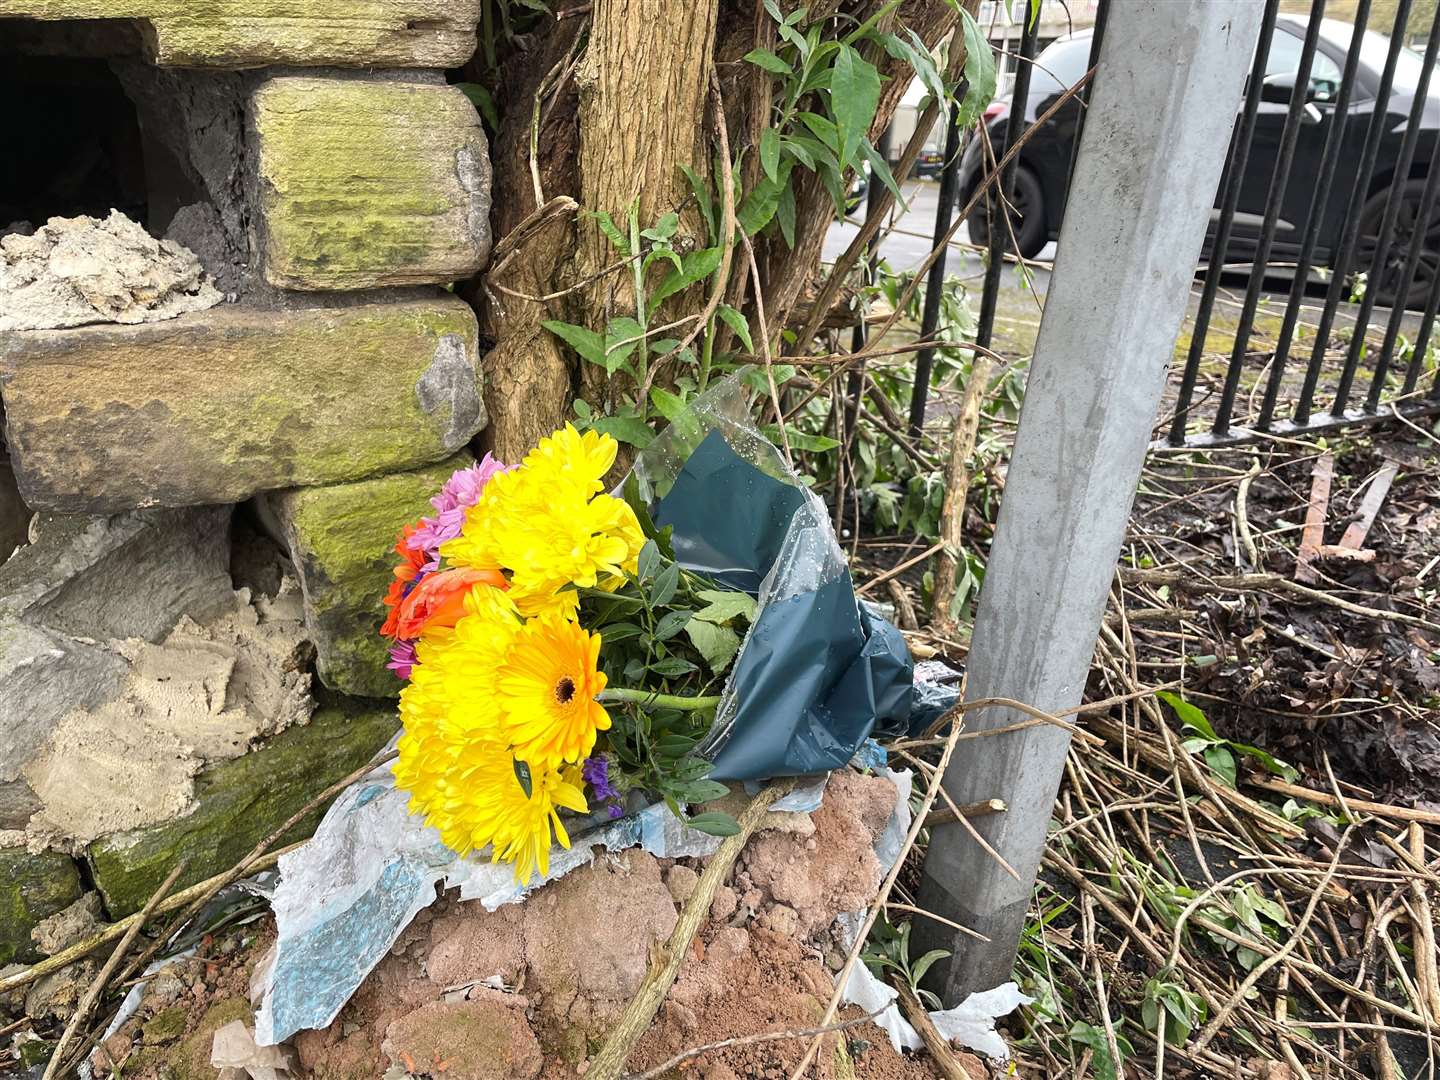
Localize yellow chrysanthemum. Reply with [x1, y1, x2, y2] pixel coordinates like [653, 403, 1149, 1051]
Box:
[519, 423, 617, 498]
[440, 428, 644, 617]
[496, 617, 611, 769]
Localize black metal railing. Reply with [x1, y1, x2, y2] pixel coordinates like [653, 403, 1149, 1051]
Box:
[905, 0, 1440, 448]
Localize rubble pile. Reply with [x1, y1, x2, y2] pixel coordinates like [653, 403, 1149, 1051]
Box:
[36, 771, 971, 1080]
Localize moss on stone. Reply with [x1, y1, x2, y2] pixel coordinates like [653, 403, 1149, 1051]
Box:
[0, 847, 83, 966]
[167, 996, 254, 1080]
[0, 299, 484, 514]
[0, 2, 482, 69]
[273, 453, 472, 697]
[253, 77, 489, 290]
[87, 699, 397, 917]
[141, 1005, 190, 1045]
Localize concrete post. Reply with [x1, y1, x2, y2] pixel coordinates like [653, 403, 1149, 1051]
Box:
[914, 0, 1266, 1001]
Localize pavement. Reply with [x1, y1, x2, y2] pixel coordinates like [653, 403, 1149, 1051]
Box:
[823, 180, 1426, 362]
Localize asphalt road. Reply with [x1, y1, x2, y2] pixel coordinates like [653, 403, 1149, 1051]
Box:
[822, 180, 1054, 297]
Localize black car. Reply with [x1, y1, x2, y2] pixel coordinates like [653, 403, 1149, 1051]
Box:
[958, 17, 1440, 306]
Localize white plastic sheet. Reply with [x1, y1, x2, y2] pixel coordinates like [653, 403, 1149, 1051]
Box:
[835, 765, 1031, 1060]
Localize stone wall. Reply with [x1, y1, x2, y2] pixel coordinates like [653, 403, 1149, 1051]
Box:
[0, 1, 491, 961]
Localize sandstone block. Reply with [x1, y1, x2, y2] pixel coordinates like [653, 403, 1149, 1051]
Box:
[0, 847, 83, 966]
[264, 454, 470, 697]
[0, 2, 482, 68]
[383, 999, 541, 1080]
[0, 298, 485, 513]
[87, 698, 397, 917]
[253, 78, 491, 290]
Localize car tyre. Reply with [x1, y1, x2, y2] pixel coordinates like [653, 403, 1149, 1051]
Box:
[1354, 177, 1439, 310]
[965, 164, 1047, 258]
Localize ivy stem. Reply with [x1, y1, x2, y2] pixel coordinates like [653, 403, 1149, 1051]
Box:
[597, 688, 722, 711]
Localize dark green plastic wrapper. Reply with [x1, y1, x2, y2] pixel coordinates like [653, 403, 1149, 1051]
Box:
[627, 374, 943, 781]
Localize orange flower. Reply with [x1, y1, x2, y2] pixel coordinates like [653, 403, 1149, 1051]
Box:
[394, 567, 509, 639]
[380, 525, 429, 638]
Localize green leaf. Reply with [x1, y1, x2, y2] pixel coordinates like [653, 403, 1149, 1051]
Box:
[1068, 1022, 1121, 1080]
[1203, 745, 1238, 789]
[909, 949, 951, 986]
[776, 183, 796, 249]
[861, 136, 903, 203]
[716, 305, 754, 352]
[763, 426, 837, 452]
[653, 609, 692, 641]
[597, 621, 643, 644]
[649, 387, 690, 424]
[783, 133, 830, 171]
[588, 209, 630, 256]
[650, 562, 681, 607]
[777, 21, 808, 58]
[830, 44, 881, 171]
[455, 82, 499, 130]
[781, 138, 815, 172]
[602, 316, 645, 373]
[798, 111, 840, 155]
[760, 127, 782, 183]
[692, 589, 757, 625]
[956, 9, 998, 130]
[675, 778, 730, 803]
[737, 158, 796, 235]
[637, 539, 661, 580]
[649, 655, 698, 678]
[650, 246, 724, 307]
[741, 365, 795, 394]
[1157, 690, 1218, 740]
[542, 320, 607, 366]
[641, 212, 679, 241]
[1229, 741, 1300, 782]
[743, 48, 792, 74]
[679, 163, 717, 243]
[685, 811, 741, 837]
[589, 414, 655, 449]
[880, 30, 944, 106]
[685, 619, 741, 673]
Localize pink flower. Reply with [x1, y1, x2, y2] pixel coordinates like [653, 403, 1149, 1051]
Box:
[407, 454, 509, 558]
[387, 639, 418, 680]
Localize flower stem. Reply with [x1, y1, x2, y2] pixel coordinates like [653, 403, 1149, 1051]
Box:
[598, 688, 722, 711]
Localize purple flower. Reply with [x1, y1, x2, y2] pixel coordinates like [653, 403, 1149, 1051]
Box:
[407, 454, 509, 556]
[583, 756, 624, 819]
[387, 639, 418, 680]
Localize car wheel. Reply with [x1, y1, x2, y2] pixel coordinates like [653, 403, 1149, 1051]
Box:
[965, 165, 1047, 258]
[1353, 177, 1439, 310]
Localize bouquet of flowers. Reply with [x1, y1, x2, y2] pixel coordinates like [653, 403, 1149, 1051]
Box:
[380, 425, 752, 883]
[254, 379, 944, 1045]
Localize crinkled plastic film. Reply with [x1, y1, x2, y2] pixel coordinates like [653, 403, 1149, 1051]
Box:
[632, 371, 918, 779]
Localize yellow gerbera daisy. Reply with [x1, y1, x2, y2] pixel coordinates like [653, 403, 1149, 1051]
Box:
[420, 737, 587, 881]
[488, 760, 590, 882]
[496, 617, 611, 769]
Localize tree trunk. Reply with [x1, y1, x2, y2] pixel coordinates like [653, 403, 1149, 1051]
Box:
[471, 0, 955, 457]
